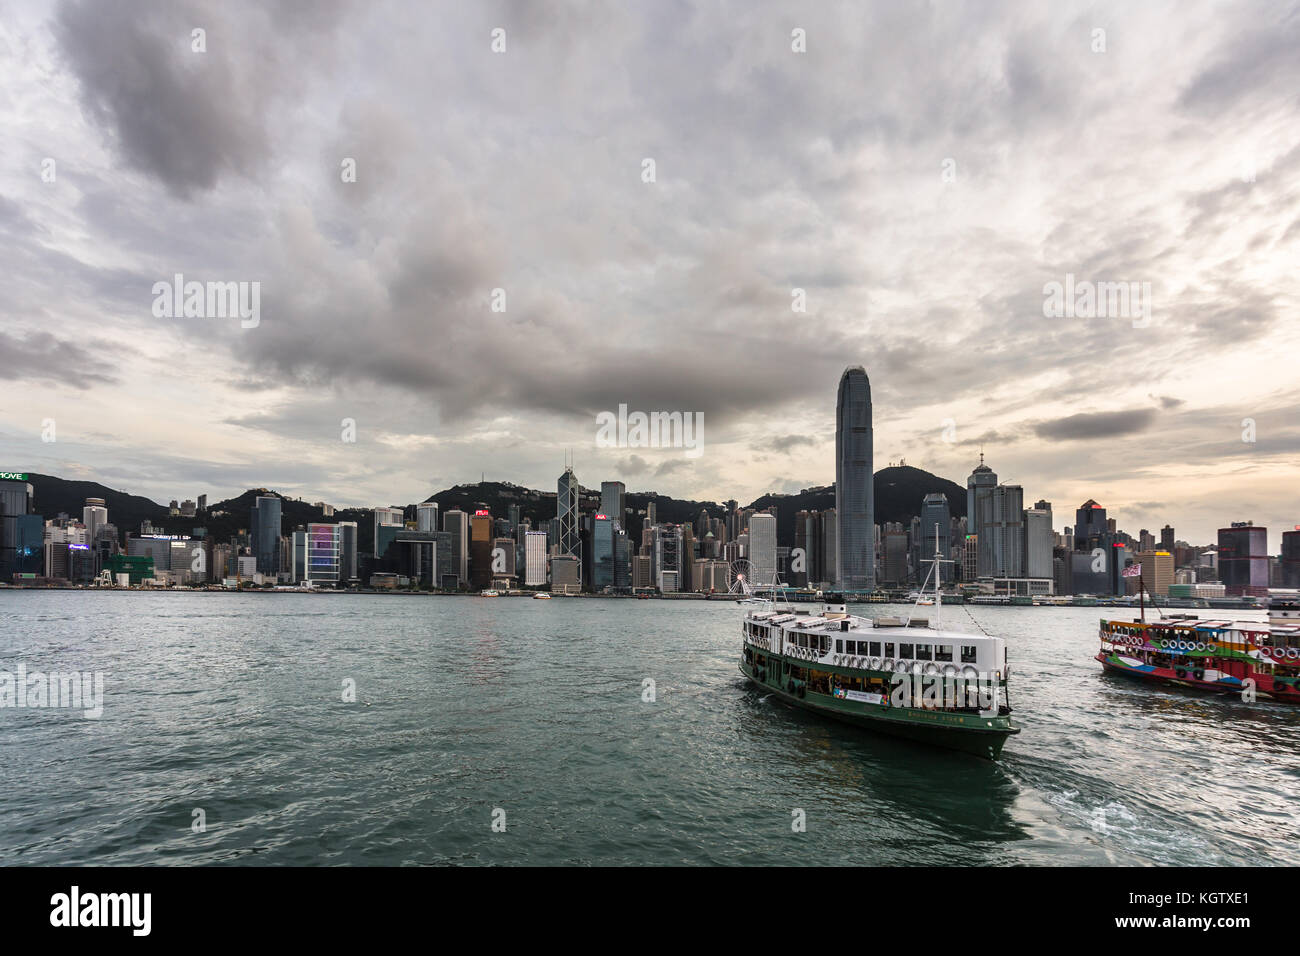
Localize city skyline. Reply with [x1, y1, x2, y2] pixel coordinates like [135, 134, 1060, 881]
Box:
[2, 1, 1299, 546]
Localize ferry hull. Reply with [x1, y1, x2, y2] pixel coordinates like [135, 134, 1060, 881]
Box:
[1097, 651, 1299, 701]
[740, 660, 1017, 760]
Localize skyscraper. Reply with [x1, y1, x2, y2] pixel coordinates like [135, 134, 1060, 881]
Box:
[524, 530, 548, 587]
[373, 506, 403, 556]
[443, 510, 468, 586]
[1024, 506, 1054, 579]
[557, 466, 580, 560]
[250, 495, 282, 575]
[1218, 523, 1269, 596]
[338, 520, 358, 582]
[966, 455, 997, 543]
[599, 481, 626, 528]
[835, 366, 874, 591]
[978, 484, 1025, 578]
[1074, 500, 1107, 551]
[882, 528, 909, 586]
[654, 525, 681, 592]
[592, 513, 616, 590]
[470, 510, 493, 589]
[82, 498, 108, 543]
[1281, 527, 1300, 588]
[416, 501, 438, 533]
[917, 493, 952, 584]
[749, 512, 777, 585]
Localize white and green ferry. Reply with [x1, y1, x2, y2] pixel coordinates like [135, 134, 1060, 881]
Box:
[738, 539, 1020, 759]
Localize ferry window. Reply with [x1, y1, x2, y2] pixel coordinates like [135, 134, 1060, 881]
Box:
[915, 644, 932, 661]
[869, 642, 881, 656]
[961, 645, 977, 663]
[899, 643, 914, 659]
[836, 640, 843, 653]
[935, 645, 953, 662]
[885, 643, 895, 656]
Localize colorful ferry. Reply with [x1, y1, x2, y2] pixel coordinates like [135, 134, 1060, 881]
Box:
[1097, 592, 1300, 702]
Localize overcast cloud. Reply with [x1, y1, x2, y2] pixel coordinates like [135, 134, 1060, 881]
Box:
[1, 0, 1297, 543]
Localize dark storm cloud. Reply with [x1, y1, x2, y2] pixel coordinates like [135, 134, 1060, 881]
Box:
[0, 331, 118, 387]
[54, 0, 266, 196]
[53, 0, 351, 198]
[1034, 409, 1158, 442]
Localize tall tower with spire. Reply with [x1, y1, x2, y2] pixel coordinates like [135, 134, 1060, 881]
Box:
[835, 366, 874, 591]
[557, 457, 581, 560]
[966, 452, 998, 557]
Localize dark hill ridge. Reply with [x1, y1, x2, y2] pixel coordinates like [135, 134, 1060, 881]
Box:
[27, 473, 167, 533]
[425, 482, 728, 530]
[22, 465, 966, 549]
[747, 466, 966, 543]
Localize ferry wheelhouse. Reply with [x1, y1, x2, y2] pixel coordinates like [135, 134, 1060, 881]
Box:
[737, 537, 1019, 759]
[1098, 592, 1300, 703]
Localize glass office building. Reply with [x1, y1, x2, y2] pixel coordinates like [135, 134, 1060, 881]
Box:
[835, 367, 874, 590]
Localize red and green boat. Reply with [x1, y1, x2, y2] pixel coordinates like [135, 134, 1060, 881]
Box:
[1097, 594, 1300, 702]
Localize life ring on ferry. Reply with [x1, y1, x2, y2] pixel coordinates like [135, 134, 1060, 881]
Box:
[1193, 669, 1205, 680]
[923, 663, 939, 676]
[961, 665, 979, 681]
[869, 657, 882, 671]
[942, 664, 958, 679]
[881, 658, 894, 671]
[894, 660, 909, 673]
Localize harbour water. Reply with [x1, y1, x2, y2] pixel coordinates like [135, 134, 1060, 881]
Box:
[1, 591, 1296, 866]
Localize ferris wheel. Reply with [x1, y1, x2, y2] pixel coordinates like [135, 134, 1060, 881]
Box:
[728, 559, 755, 596]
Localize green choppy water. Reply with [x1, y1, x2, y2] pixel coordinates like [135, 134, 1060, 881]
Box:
[0, 591, 1296, 865]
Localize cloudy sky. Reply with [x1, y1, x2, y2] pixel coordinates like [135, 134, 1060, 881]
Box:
[1, 0, 1298, 544]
